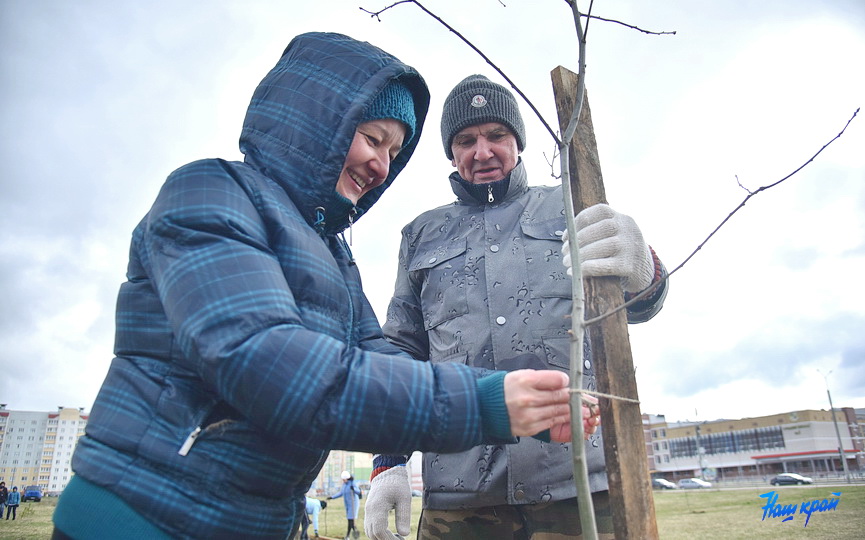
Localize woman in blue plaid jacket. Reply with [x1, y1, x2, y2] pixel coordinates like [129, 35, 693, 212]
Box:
[52, 32, 573, 540]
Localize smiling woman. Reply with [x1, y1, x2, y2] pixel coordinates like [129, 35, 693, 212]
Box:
[337, 118, 408, 205]
[335, 79, 416, 205]
[48, 30, 577, 540]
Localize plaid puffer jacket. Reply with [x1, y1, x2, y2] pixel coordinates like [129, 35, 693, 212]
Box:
[68, 32, 515, 539]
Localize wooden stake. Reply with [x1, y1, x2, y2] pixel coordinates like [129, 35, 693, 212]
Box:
[551, 65, 659, 540]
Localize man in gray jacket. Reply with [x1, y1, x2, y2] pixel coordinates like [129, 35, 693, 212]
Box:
[365, 75, 668, 540]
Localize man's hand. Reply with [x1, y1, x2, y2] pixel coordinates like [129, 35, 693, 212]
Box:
[581, 394, 600, 439]
[364, 466, 411, 540]
[541, 388, 601, 442]
[504, 370, 571, 442]
[562, 203, 654, 293]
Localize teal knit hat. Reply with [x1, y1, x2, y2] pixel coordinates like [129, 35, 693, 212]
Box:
[362, 79, 417, 146]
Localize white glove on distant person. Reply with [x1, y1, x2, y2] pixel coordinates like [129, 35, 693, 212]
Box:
[364, 466, 411, 540]
[562, 203, 654, 293]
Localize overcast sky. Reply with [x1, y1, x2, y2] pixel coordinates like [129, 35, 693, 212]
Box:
[2, 0, 863, 425]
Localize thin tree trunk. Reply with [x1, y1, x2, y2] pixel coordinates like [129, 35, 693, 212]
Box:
[552, 65, 659, 540]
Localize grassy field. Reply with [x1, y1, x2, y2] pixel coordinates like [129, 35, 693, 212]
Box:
[5, 485, 863, 539]
[653, 484, 863, 540]
[0, 499, 57, 540]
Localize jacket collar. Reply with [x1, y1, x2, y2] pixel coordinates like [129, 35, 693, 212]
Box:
[448, 158, 528, 205]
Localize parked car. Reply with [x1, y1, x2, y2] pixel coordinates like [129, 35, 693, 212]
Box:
[22, 485, 43, 502]
[678, 477, 712, 489]
[770, 473, 814, 486]
[652, 478, 677, 490]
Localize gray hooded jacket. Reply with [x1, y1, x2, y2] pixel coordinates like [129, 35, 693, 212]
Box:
[383, 160, 667, 509]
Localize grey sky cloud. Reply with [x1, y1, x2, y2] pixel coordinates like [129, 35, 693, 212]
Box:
[654, 313, 865, 400]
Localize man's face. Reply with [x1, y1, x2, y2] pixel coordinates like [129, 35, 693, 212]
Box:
[450, 122, 519, 184]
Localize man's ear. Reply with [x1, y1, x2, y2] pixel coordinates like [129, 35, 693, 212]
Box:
[451, 158, 457, 167]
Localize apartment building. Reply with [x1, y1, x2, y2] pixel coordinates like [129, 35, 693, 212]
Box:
[0, 405, 87, 493]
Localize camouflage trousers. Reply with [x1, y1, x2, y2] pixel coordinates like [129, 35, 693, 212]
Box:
[418, 491, 614, 540]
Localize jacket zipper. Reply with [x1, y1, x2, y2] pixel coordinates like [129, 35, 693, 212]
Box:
[178, 426, 202, 456]
[347, 207, 357, 245]
[488, 185, 494, 203]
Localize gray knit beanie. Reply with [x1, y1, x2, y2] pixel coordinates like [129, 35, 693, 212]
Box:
[440, 74, 526, 159]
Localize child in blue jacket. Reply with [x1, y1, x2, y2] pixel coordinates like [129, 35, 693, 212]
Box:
[5, 486, 20, 520]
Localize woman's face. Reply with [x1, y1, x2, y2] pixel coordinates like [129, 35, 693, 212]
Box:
[336, 118, 406, 205]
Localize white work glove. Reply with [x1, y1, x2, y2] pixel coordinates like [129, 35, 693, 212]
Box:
[363, 466, 412, 540]
[562, 203, 654, 293]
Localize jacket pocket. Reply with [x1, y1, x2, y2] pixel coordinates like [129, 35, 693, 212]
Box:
[176, 400, 237, 456]
[429, 349, 469, 365]
[519, 219, 571, 299]
[532, 327, 594, 378]
[409, 239, 470, 330]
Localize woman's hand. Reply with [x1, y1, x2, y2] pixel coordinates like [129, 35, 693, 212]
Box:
[504, 370, 571, 442]
[503, 370, 602, 443]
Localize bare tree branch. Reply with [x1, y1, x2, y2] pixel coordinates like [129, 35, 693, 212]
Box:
[359, 0, 413, 21]
[586, 14, 676, 36]
[362, 0, 563, 146]
[563, 0, 676, 36]
[561, 0, 590, 144]
[583, 106, 860, 327]
[544, 143, 562, 180]
[669, 107, 860, 274]
[735, 175, 753, 194]
[363, 1, 675, 147]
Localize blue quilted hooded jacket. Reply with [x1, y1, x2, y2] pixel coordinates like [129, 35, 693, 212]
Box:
[66, 32, 513, 539]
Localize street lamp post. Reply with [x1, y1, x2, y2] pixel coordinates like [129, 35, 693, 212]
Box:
[818, 369, 851, 483]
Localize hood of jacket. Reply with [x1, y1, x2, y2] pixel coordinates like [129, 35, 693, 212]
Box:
[239, 32, 430, 235]
[448, 158, 528, 205]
